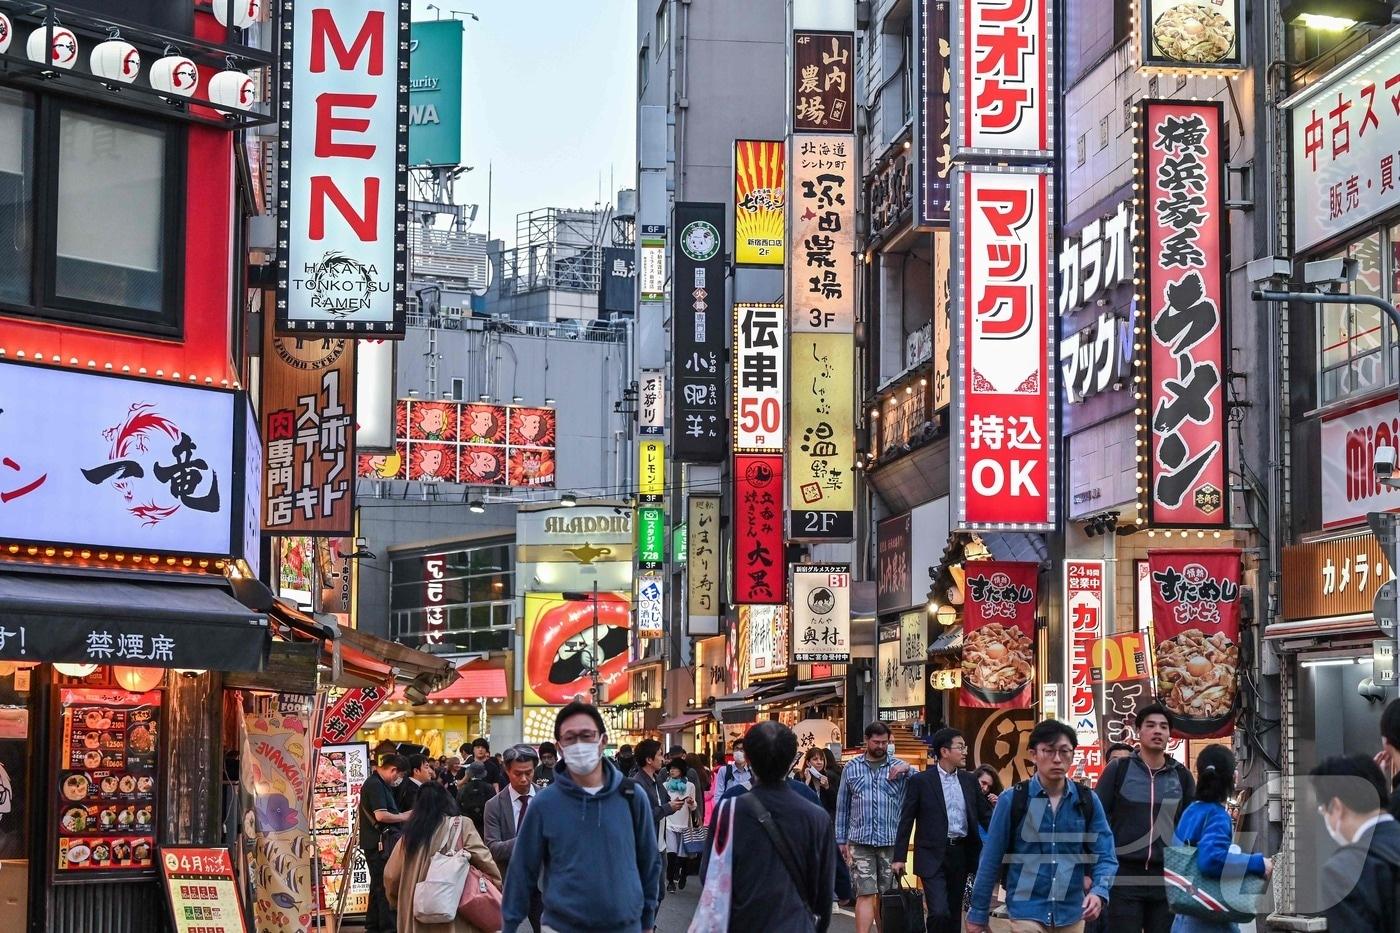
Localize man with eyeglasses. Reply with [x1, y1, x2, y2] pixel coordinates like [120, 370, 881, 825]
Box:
[967, 720, 1117, 933]
[893, 728, 993, 933]
[486, 744, 544, 932]
[501, 701, 660, 933]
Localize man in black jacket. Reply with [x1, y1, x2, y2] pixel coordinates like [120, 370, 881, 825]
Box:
[705, 721, 836, 932]
[1313, 754, 1400, 929]
[1095, 703, 1195, 933]
[630, 738, 670, 905]
[892, 728, 993, 933]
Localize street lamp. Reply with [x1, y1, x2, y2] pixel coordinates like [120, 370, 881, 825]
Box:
[1281, 0, 1395, 28]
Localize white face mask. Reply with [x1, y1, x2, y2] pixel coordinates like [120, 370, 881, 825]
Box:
[562, 741, 602, 774]
[1322, 805, 1350, 847]
[733, 751, 746, 767]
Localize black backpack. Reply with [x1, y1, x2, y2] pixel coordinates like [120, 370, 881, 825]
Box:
[999, 779, 1098, 886]
[458, 779, 493, 831]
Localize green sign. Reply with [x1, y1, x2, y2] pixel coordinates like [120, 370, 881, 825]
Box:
[410, 21, 464, 167]
[673, 523, 687, 564]
[638, 507, 665, 570]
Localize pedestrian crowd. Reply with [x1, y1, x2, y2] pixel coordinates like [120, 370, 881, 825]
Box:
[355, 699, 1400, 932]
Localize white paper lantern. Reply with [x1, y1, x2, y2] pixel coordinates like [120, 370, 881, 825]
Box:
[212, 0, 261, 29]
[149, 55, 198, 97]
[27, 25, 78, 69]
[0, 14, 13, 56]
[89, 39, 140, 84]
[207, 69, 255, 111]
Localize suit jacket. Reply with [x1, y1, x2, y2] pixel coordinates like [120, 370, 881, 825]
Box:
[894, 766, 994, 878]
[483, 786, 534, 873]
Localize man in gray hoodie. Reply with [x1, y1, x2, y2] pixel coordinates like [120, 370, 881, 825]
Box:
[501, 701, 661, 933]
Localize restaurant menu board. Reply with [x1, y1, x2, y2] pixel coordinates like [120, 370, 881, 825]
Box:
[55, 687, 160, 876]
[313, 743, 370, 913]
[160, 846, 250, 933]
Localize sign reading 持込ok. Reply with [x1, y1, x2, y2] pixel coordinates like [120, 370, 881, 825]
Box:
[733, 303, 786, 452]
[734, 455, 784, 605]
[791, 564, 851, 664]
[672, 203, 728, 461]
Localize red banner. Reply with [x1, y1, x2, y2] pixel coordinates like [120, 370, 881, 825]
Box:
[734, 454, 784, 604]
[1148, 549, 1241, 738]
[1141, 100, 1228, 527]
[1065, 559, 1104, 782]
[318, 685, 391, 748]
[961, 561, 1038, 709]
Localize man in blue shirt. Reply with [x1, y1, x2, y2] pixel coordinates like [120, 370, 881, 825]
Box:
[835, 721, 911, 933]
[967, 719, 1117, 933]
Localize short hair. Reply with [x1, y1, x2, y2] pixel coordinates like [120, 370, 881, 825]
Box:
[667, 757, 689, 775]
[744, 720, 799, 786]
[1028, 719, 1077, 750]
[1106, 742, 1135, 757]
[618, 743, 633, 755]
[502, 744, 540, 766]
[379, 753, 409, 772]
[464, 761, 488, 780]
[471, 737, 491, 752]
[931, 728, 966, 759]
[864, 721, 891, 739]
[1383, 699, 1400, 751]
[668, 745, 687, 756]
[554, 700, 607, 739]
[636, 738, 662, 764]
[538, 741, 557, 757]
[1135, 703, 1173, 730]
[1312, 754, 1389, 814]
[1194, 744, 1237, 804]
[406, 753, 431, 774]
[729, 738, 744, 750]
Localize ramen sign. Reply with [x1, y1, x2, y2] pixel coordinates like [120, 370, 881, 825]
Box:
[961, 561, 1038, 710]
[1148, 549, 1241, 739]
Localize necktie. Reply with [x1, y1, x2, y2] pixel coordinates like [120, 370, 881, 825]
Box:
[518, 793, 529, 829]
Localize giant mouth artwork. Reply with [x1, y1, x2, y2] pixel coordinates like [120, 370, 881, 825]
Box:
[527, 596, 631, 705]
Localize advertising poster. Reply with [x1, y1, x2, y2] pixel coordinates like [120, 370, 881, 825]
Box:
[241, 693, 316, 933]
[357, 400, 556, 487]
[734, 140, 785, 266]
[408, 20, 465, 166]
[55, 688, 161, 877]
[879, 622, 926, 720]
[1094, 631, 1157, 748]
[792, 32, 855, 133]
[791, 564, 851, 664]
[686, 496, 722, 634]
[960, 562, 1039, 710]
[159, 847, 250, 933]
[1139, 0, 1242, 72]
[1140, 100, 1228, 527]
[312, 744, 370, 914]
[733, 303, 787, 452]
[733, 456, 784, 605]
[1149, 549, 1242, 738]
[1065, 559, 1105, 780]
[523, 593, 632, 706]
[672, 202, 728, 461]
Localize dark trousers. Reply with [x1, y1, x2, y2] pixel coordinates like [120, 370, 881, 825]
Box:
[920, 841, 970, 933]
[364, 850, 396, 933]
[667, 851, 690, 887]
[1104, 884, 1173, 933]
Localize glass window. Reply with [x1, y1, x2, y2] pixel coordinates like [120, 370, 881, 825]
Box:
[1319, 231, 1387, 404]
[0, 90, 33, 307]
[54, 110, 168, 314]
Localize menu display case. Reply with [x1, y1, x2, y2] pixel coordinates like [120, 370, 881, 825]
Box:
[53, 688, 161, 879]
[312, 743, 369, 914]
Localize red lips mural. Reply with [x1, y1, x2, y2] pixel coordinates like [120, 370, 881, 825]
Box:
[524, 593, 631, 706]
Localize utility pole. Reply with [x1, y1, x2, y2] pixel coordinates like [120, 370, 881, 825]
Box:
[562, 582, 604, 704]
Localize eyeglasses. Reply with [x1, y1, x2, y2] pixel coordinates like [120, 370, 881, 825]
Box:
[948, 743, 968, 752]
[558, 730, 601, 746]
[1036, 746, 1076, 760]
[502, 744, 540, 764]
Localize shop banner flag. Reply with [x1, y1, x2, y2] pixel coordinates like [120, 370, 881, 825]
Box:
[961, 561, 1038, 709]
[1064, 559, 1104, 781]
[318, 685, 391, 747]
[1094, 631, 1156, 748]
[1148, 548, 1241, 738]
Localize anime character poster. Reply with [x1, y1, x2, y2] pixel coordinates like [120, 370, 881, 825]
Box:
[458, 446, 506, 486]
[509, 407, 557, 448]
[523, 593, 632, 706]
[508, 448, 556, 487]
[407, 443, 455, 483]
[357, 448, 404, 480]
[405, 400, 458, 442]
[462, 404, 507, 445]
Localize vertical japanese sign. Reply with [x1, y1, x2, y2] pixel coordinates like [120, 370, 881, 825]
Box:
[876, 514, 913, 613]
[672, 203, 728, 461]
[637, 507, 665, 570]
[899, 609, 926, 665]
[789, 136, 856, 333]
[951, 0, 1052, 159]
[879, 622, 927, 715]
[312, 743, 371, 914]
[789, 335, 856, 540]
[961, 561, 1039, 709]
[953, 168, 1054, 530]
[917, 0, 952, 225]
[933, 229, 953, 409]
[638, 371, 665, 437]
[1064, 559, 1104, 779]
[261, 334, 357, 534]
[1093, 631, 1155, 747]
[734, 140, 786, 266]
[318, 685, 390, 746]
[637, 569, 665, 638]
[742, 604, 789, 679]
[639, 440, 666, 502]
[1139, 100, 1228, 527]
[686, 496, 721, 635]
[278, 0, 410, 335]
[1148, 548, 1242, 738]
[791, 564, 851, 663]
[733, 303, 786, 451]
[734, 455, 784, 605]
[639, 225, 667, 303]
[423, 554, 448, 645]
[792, 32, 854, 133]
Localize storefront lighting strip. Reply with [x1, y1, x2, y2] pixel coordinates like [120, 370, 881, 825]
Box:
[1298, 657, 1366, 668]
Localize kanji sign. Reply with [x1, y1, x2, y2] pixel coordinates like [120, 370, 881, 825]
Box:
[1064, 559, 1104, 774]
[310, 744, 370, 915]
[899, 610, 925, 666]
[953, 167, 1055, 530]
[262, 334, 357, 534]
[639, 440, 666, 502]
[742, 604, 788, 680]
[879, 621, 926, 711]
[788, 334, 856, 540]
[1139, 100, 1227, 527]
[734, 140, 785, 266]
[734, 455, 784, 605]
[672, 203, 728, 461]
[790, 135, 856, 334]
[638, 506, 665, 570]
[792, 32, 854, 133]
[917, 0, 952, 225]
[876, 514, 913, 613]
[1139, 0, 1242, 73]
[961, 561, 1038, 710]
[278, 0, 409, 335]
[952, 0, 1053, 158]
[733, 303, 786, 452]
[637, 569, 664, 638]
[792, 564, 851, 664]
[639, 225, 666, 303]
[159, 846, 250, 933]
[638, 371, 665, 437]
[318, 685, 390, 746]
[1149, 548, 1242, 738]
[686, 495, 721, 635]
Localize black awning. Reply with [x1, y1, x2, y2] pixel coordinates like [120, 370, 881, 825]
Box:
[0, 570, 268, 672]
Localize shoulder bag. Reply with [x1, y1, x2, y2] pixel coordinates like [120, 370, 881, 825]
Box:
[413, 817, 473, 924]
[456, 818, 504, 930]
[688, 799, 737, 933]
[1163, 815, 1268, 924]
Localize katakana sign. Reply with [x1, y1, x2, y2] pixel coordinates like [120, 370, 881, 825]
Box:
[686, 495, 721, 635]
[638, 506, 665, 571]
[791, 564, 851, 664]
[792, 32, 854, 133]
[1060, 310, 1129, 405]
[639, 441, 666, 503]
[672, 203, 728, 461]
[733, 303, 786, 452]
[1064, 559, 1104, 776]
[734, 455, 784, 605]
[952, 0, 1053, 159]
[1058, 201, 1134, 315]
[637, 569, 665, 638]
[734, 140, 785, 265]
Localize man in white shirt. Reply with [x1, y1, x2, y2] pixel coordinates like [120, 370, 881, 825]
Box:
[712, 737, 753, 800]
[485, 744, 544, 932]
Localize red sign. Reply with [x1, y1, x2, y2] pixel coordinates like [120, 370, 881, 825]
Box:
[1141, 100, 1228, 527]
[956, 168, 1054, 530]
[318, 685, 390, 747]
[960, 561, 1038, 709]
[1065, 559, 1104, 781]
[955, 0, 1052, 156]
[1148, 549, 1241, 739]
[734, 454, 784, 604]
[159, 846, 251, 933]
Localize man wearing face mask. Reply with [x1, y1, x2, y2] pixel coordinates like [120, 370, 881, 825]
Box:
[712, 738, 753, 800]
[1312, 754, 1400, 929]
[359, 754, 411, 933]
[501, 701, 661, 933]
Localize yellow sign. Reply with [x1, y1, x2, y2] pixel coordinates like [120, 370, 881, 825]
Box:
[788, 333, 856, 539]
[639, 440, 665, 502]
[734, 139, 785, 266]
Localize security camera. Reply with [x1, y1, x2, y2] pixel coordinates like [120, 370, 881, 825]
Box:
[1303, 257, 1359, 287]
[1359, 678, 1387, 703]
[1377, 445, 1397, 479]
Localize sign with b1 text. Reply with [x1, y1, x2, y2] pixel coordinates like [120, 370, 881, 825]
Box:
[792, 564, 851, 664]
[278, 0, 410, 336]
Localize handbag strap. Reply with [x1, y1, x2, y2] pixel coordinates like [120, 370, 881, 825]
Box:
[740, 793, 817, 919]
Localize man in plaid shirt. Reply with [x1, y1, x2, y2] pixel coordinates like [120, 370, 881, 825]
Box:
[836, 721, 912, 933]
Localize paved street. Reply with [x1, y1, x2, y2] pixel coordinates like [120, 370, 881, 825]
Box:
[654, 883, 857, 932]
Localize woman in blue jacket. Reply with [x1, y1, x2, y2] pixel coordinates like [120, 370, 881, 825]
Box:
[1169, 745, 1272, 932]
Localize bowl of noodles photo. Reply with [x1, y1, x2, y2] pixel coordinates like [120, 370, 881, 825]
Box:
[1155, 628, 1239, 735]
[961, 622, 1035, 704]
[1152, 3, 1235, 64]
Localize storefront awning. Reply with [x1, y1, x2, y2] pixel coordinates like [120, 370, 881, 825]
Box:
[928, 624, 964, 656]
[387, 665, 507, 704]
[656, 710, 713, 733]
[0, 569, 268, 672]
[758, 680, 844, 710]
